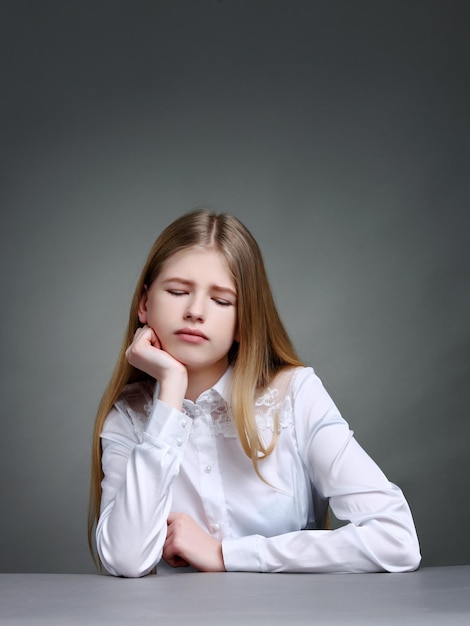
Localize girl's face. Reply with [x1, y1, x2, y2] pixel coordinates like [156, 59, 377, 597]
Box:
[139, 247, 238, 380]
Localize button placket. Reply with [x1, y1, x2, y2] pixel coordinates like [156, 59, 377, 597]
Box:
[195, 399, 226, 539]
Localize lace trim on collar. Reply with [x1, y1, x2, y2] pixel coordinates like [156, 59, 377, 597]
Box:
[202, 367, 298, 437]
[115, 368, 300, 438]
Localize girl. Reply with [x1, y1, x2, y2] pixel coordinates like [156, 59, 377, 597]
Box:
[88, 208, 421, 577]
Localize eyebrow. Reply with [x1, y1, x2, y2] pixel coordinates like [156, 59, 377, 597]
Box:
[162, 277, 237, 298]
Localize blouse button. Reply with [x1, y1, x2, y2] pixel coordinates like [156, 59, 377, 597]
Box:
[213, 523, 220, 531]
[175, 437, 183, 447]
[181, 419, 187, 428]
[194, 407, 201, 416]
[204, 465, 212, 473]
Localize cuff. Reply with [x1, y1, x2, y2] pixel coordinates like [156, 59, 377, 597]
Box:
[222, 535, 262, 572]
[144, 399, 192, 452]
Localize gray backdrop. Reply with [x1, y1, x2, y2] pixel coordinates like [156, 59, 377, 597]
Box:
[1, 1, 469, 573]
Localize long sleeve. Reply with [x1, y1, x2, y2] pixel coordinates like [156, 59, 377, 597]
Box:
[222, 368, 421, 573]
[96, 395, 191, 577]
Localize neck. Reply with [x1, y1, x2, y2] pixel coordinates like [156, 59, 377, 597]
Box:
[185, 360, 228, 402]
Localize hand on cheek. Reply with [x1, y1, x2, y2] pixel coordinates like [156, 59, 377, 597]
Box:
[162, 513, 226, 572]
[125, 325, 188, 409]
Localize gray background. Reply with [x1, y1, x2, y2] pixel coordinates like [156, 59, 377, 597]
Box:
[0, 0, 469, 574]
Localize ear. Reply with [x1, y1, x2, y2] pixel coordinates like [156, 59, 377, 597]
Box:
[138, 286, 148, 324]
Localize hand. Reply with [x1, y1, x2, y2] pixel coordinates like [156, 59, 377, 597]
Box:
[125, 325, 188, 409]
[162, 513, 226, 572]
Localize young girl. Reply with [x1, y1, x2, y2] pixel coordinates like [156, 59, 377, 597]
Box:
[88, 208, 421, 577]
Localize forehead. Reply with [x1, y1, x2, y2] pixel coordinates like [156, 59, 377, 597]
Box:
[158, 247, 235, 288]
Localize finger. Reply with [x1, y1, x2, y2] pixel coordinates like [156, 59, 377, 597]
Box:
[147, 326, 161, 349]
[134, 324, 161, 349]
[163, 555, 190, 568]
[162, 536, 189, 568]
[129, 326, 156, 350]
[134, 324, 149, 337]
[138, 325, 154, 341]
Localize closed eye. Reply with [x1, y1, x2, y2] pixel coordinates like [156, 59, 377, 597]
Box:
[167, 290, 187, 296]
[212, 298, 232, 307]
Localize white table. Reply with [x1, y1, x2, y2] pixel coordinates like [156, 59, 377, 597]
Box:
[1, 566, 469, 625]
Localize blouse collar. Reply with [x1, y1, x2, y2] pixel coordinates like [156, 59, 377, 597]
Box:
[183, 365, 233, 410]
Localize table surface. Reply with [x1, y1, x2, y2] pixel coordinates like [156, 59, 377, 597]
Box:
[1, 566, 469, 625]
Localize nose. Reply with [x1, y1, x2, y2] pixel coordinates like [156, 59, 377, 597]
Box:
[183, 294, 205, 322]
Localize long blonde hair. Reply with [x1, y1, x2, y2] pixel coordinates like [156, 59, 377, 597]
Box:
[88, 208, 304, 562]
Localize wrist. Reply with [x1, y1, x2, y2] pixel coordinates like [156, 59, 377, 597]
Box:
[158, 370, 188, 410]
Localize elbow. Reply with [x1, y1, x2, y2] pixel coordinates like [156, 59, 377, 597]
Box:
[378, 525, 422, 573]
[361, 492, 422, 573]
[396, 538, 422, 572]
[386, 544, 421, 573]
[99, 548, 158, 578]
[97, 533, 160, 578]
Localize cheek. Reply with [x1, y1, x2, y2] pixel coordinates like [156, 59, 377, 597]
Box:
[225, 311, 238, 342]
[146, 298, 172, 330]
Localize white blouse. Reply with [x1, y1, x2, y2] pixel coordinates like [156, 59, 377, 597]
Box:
[97, 366, 421, 577]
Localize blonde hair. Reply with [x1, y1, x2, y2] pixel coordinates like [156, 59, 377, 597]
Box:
[88, 208, 304, 563]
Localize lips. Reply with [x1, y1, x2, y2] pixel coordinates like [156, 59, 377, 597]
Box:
[174, 328, 208, 343]
[175, 328, 208, 339]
